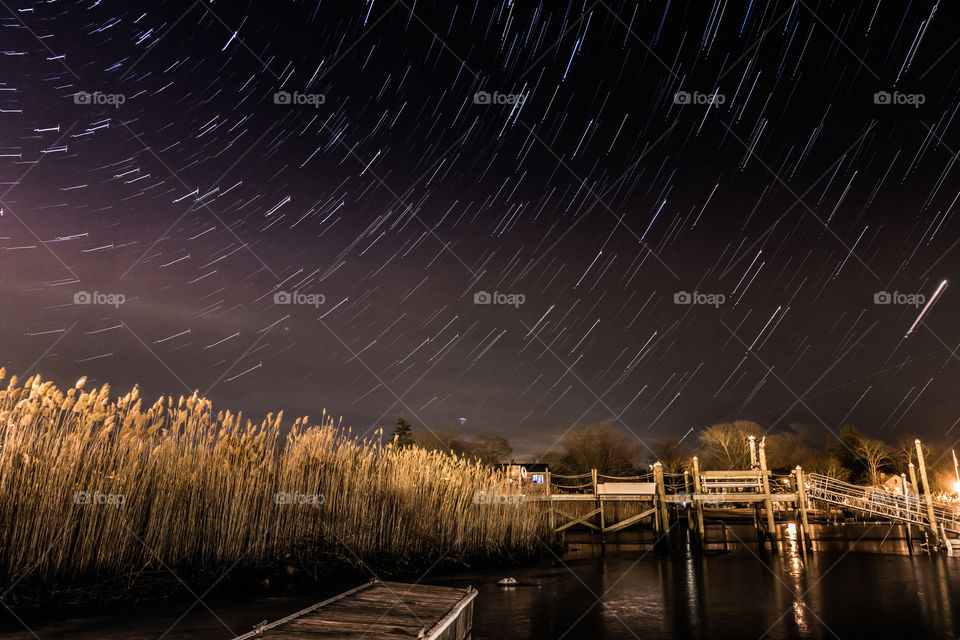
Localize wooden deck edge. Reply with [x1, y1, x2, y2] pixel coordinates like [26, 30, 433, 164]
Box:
[230, 579, 380, 640]
[425, 586, 477, 640]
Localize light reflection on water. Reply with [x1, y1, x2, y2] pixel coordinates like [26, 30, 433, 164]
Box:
[2, 525, 958, 640]
[430, 524, 960, 640]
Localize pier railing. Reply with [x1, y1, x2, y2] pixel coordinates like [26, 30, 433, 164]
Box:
[532, 438, 958, 554]
[805, 473, 960, 535]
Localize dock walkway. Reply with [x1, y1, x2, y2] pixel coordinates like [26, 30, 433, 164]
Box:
[232, 579, 476, 640]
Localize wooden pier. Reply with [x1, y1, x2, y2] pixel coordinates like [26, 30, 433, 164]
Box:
[531, 437, 960, 555]
[232, 579, 476, 640]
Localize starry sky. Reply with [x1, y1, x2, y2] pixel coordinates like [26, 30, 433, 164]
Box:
[1, 0, 958, 457]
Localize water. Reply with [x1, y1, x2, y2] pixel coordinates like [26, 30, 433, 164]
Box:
[3, 526, 959, 639]
[437, 543, 960, 639]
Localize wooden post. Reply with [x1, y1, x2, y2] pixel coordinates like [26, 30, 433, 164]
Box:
[748, 435, 763, 542]
[592, 468, 604, 543]
[546, 469, 555, 533]
[654, 462, 670, 550]
[692, 457, 706, 548]
[790, 469, 803, 550]
[684, 470, 694, 533]
[915, 439, 941, 552]
[652, 466, 662, 540]
[758, 439, 778, 553]
[901, 473, 913, 554]
[908, 463, 920, 512]
[795, 466, 812, 550]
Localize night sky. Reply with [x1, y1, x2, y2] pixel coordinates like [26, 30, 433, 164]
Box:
[1, 0, 958, 457]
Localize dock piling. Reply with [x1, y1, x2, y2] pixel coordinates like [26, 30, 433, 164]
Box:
[758, 439, 778, 553]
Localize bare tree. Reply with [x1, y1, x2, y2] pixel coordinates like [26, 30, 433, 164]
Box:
[852, 437, 893, 485]
[468, 435, 513, 464]
[698, 420, 763, 469]
[650, 437, 689, 474]
[765, 432, 815, 471]
[550, 421, 641, 476]
[413, 430, 513, 465]
[810, 456, 851, 481]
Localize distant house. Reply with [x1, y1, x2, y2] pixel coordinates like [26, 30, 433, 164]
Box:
[878, 472, 911, 495]
[495, 463, 549, 487]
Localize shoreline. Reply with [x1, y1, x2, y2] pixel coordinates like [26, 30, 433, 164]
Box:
[2, 544, 552, 628]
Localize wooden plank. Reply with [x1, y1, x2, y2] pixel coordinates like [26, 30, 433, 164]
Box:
[597, 482, 657, 495]
[280, 618, 425, 637]
[603, 507, 657, 533]
[231, 580, 378, 640]
[425, 588, 477, 640]
[554, 507, 602, 531]
[700, 470, 768, 477]
[231, 580, 474, 640]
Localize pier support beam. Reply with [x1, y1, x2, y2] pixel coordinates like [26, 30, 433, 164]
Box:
[692, 457, 706, 549]
[653, 462, 670, 551]
[749, 436, 764, 545]
[592, 468, 605, 544]
[795, 466, 812, 551]
[759, 439, 778, 553]
[916, 439, 941, 552]
[546, 470, 555, 533]
[901, 473, 913, 554]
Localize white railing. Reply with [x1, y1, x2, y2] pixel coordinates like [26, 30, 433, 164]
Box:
[805, 473, 960, 535]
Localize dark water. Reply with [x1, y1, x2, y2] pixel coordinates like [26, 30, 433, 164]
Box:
[3, 525, 959, 639]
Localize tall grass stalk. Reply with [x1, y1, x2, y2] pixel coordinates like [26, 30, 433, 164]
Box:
[0, 368, 549, 593]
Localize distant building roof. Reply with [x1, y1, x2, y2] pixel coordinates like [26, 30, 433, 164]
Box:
[494, 463, 549, 472]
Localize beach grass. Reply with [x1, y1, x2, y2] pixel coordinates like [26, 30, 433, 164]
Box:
[0, 368, 549, 601]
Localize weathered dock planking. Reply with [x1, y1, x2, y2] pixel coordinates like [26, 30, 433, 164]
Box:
[232, 579, 477, 640]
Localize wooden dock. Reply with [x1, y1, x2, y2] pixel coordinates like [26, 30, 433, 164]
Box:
[232, 579, 476, 640]
[527, 437, 959, 555]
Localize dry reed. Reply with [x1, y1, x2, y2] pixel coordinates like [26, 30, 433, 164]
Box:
[0, 368, 550, 594]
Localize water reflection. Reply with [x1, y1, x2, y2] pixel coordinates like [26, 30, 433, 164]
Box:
[441, 526, 960, 640]
[5, 527, 959, 640]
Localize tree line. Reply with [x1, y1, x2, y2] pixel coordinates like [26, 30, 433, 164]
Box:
[392, 415, 960, 492]
[542, 420, 960, 493]
[392, 414, 513, 464]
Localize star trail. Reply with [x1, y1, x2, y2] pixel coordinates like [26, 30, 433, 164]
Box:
[1, 0, 958, 456]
